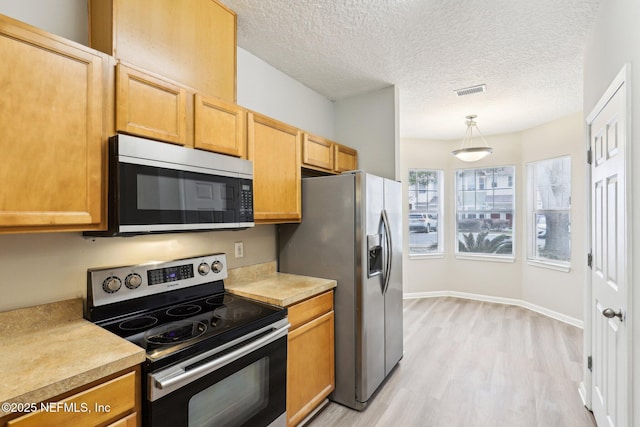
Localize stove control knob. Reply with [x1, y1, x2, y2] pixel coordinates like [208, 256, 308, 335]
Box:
[102, 276, 122, 293]
[198, 262, 210, 275]
[211, 260, 223, 273]
[125, 273, 142, 289]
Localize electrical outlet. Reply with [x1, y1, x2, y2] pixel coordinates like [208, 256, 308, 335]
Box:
[234, 241, 244, 258]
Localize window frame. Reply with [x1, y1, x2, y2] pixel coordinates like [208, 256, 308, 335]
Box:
[454, 165, 516, 262]
[526, 155, 572, 272]
[407, 168, 444, 258]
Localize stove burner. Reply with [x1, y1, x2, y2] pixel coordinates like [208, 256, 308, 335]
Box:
[145, 321, 207, 345]
[119, 316, 158, 331]
[166, 304, 202, 317]
[214, 304, 263, 321]
[205, 294, 233, 305]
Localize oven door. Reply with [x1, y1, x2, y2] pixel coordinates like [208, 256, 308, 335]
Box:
[146, 322, 288, 427]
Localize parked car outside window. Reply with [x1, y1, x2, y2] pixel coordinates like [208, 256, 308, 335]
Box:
[409, 212, 438, 233]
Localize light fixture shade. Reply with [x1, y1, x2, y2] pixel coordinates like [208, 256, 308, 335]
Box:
[451, 115, 493, 161]
[451, 147, 493, 162]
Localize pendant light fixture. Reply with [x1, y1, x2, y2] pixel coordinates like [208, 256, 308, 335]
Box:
[451, 115, 493, 162]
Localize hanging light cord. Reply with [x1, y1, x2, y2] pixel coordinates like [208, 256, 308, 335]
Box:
[461, 115, 490, 149]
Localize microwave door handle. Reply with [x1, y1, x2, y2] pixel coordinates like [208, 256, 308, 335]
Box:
[381, 209, 392, 295]
[154, 323, 289, 391]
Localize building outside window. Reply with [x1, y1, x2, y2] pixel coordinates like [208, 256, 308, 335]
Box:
[408, 169, 443, 256]
[526, 156, 571, 268]
[455, 166, 515, 258]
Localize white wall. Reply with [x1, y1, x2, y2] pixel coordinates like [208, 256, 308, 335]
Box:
[237, 47, 335, 139]
[0, 0, 88, 45]
[402, 132, 524, 301]
[0, 2, 338, 313]
[0, 228, 276, 313]
[520, 112, 586, 320]
[583, 0, 640, 423]
[335, 86, 399, 180]
[401, 113, 586, 320]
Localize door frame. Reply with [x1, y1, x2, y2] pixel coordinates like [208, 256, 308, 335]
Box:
[580, 63, 633, 426]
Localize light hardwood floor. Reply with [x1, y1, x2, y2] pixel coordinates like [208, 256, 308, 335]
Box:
[308, 297, 597, 427]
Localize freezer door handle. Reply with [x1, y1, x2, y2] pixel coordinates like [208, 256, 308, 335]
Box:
[381, 208, 392, 295]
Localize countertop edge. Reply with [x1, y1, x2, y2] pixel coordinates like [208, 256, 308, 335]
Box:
[0, 299, 146, 417]
[225, 272, 337, 307]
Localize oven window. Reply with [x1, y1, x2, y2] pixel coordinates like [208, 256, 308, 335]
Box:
[188, 357, 269, 427]
[119, 163, 240, 225]
[137, 174, 232, 211]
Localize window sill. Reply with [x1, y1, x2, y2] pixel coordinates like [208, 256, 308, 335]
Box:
[409, 253, 445, 260]
[455, 254, 515, 263]
[527, 259, 571, 272]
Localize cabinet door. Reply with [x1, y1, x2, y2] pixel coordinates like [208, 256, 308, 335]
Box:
[116, 63, 187, 145]
[302, 134, 334, 172]
[0, 16, 103, 231]
[194, 94, 246, 158]
[287, 310, 335, 427]
[90, 0, 236, 102]
[7, 371, 136, 427]
[334, 143, 358, 173]
[247, 112, 301, 223]
[106, 413, 137, 427]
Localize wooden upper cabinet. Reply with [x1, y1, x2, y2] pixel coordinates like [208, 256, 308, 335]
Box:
[247, 112, 301, 223]
[302, 133, 358, 175]
[116, 63, 187, 145]
[302, 133, 334, 171]
[334, 143, 358, 173]
[89, 0, 236, 103]
[0, 15, 104, 232]
[194, 95, 246, 158]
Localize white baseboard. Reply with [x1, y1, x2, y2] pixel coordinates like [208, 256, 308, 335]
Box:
[404, 291, 583, 329]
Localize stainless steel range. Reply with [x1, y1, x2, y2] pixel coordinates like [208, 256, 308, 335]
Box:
[85, 253, 288, 427]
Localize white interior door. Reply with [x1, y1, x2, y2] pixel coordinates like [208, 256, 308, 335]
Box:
[588, 69, 629, 427]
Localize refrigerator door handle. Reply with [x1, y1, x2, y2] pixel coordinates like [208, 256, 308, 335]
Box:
[381, 208, 392, 295]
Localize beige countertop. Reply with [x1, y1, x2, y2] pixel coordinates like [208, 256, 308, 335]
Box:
[226, 262, 336, 307]
[0, 299, 145, 417]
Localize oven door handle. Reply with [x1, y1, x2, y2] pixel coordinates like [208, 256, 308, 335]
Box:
[154, 322, 290, 391]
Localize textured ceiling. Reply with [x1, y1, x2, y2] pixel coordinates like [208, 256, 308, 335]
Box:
[222, 0, 602, 140]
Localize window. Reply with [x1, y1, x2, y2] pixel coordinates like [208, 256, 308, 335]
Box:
[527, 156, 571, 268]
[455, 166, 515, 258]
[408, 169, 443, 256]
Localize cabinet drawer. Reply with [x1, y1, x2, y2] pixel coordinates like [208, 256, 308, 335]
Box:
[8, 372, 136, 427]
[288, 291, 333, 330]
[116, 63, 187, 145]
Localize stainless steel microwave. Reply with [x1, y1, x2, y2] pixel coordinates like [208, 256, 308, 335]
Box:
[85, 134, 254, 236]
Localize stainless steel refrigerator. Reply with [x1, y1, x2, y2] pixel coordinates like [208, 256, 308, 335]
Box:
[279, 171, 403, 410]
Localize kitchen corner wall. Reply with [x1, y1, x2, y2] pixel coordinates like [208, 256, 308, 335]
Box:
[335, 86, 399, 180]
[401, 112, 586, 321]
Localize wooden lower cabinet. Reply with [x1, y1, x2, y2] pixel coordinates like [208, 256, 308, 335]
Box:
[4, 368, 140, 427]
[106, 413, 137, 427]
[287, 291, 335, 427]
